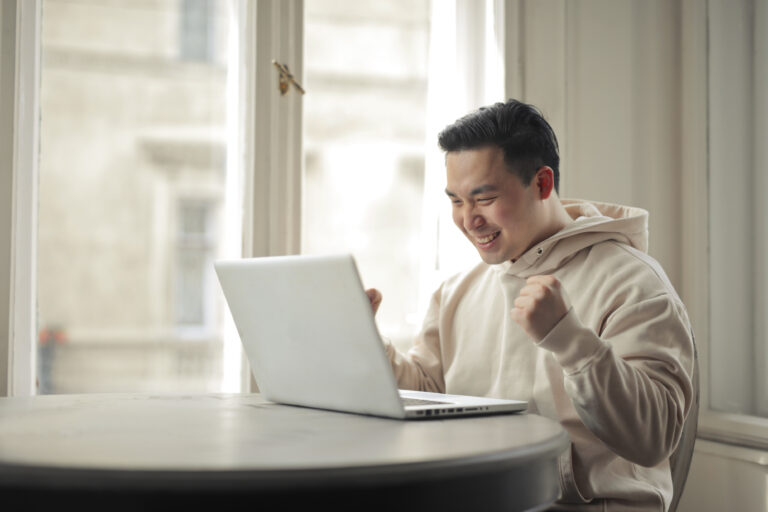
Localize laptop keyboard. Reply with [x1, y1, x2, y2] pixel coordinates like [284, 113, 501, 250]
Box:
[401, 397, 453, 406]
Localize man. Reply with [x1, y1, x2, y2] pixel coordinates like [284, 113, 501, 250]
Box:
[369, 99, 695, 511]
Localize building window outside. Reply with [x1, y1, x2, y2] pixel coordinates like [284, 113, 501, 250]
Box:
[180, 0, 215, 62]
[36, 0, 233, 394]
[175, 201, 217, 330]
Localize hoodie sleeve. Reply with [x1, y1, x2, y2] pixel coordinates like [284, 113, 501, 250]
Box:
[382, 286, 446, 393]
[537, 294, 695, 468]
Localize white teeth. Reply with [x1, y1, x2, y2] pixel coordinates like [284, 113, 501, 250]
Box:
[477, 232, 499, 244]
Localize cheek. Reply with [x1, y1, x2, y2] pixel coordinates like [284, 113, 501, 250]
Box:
[451, 209, 464, 230]
[488, 203, 516, 228]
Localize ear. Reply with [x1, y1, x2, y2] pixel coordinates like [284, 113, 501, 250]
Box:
[534, 167, 555, 200]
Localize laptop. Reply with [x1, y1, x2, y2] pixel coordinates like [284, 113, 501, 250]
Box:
[214, 254, 527, 419]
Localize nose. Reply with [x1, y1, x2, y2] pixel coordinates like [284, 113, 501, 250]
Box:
[459, 203, 485, 232]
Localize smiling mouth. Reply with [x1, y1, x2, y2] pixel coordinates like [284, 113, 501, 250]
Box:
[476, 231, 500, 246]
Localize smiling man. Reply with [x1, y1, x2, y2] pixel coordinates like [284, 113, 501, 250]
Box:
[378, 100, 696, 511]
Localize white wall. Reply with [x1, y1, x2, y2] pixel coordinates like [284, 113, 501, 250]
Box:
[679, 441, 768, 511]
[505, 1, 767, 510]
[507, 0, 682, 286]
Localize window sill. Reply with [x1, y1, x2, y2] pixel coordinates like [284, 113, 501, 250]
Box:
[698, 410, 768, 453]
[694, 438, 768, 467]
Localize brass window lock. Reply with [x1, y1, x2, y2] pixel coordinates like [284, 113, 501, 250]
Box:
[272, 60, 305, 96]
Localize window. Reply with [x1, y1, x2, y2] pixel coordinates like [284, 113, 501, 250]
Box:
[35, 0, 240, 394]
[302, 0, 432, 349]
[175, 201, 217, 330]
[3, 0, 501, 395]
[302, 0, 503, 350]
[179, 0, 215, 62]
[703, 0, 768, 446]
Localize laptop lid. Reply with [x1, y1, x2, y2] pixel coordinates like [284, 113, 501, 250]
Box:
[215, 254, 408, 418]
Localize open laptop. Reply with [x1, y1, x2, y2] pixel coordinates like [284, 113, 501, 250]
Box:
[214, 254, 527, 419]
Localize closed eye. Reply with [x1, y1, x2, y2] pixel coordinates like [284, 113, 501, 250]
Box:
[477, 197, 497, 203]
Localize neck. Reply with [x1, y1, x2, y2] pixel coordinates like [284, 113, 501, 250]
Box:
[523, 195, 573, 256]
[546, 193, 574, 234]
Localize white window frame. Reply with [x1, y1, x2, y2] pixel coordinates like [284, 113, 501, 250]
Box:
[234, 0, 303, 392]
[239, 0, 302, 260]
[696, 0, 768, 449]
[0, 0, 304, 396]
[0, 0, 39, 397]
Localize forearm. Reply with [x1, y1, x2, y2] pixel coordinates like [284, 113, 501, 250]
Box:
[383, 340, 445, 393]
[539, 304, 694, 467]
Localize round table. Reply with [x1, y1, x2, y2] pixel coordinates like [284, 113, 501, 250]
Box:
[0, 393, 569, 511]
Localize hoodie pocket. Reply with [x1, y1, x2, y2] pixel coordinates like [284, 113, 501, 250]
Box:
[558, 443, 593, 504]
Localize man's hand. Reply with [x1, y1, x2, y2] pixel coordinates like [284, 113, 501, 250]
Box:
[365, 288, 382, 316]
[510, 275, 571, 342]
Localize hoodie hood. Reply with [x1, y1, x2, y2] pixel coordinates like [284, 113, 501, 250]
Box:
[494, 199, 649, 277]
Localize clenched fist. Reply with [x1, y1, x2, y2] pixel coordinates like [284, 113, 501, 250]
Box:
[510, 275, 571, 341]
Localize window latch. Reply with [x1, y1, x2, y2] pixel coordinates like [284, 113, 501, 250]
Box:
[272, 60, 305, 96]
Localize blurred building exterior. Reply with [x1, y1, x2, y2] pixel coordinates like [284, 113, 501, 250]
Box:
[303, 0, 430, 350]
[38, 0, 430, 392]
[38, 0, 231, 393]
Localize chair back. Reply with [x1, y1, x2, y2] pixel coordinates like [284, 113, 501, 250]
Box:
[668, 343, 700, 512]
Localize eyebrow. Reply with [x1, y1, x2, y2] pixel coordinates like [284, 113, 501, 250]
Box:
[444, 184, 499, 197]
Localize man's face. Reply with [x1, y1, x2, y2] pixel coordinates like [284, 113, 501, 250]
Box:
[445, 146, 542, 265]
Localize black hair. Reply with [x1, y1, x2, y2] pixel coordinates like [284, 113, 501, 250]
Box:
[437, 99, 560, 193]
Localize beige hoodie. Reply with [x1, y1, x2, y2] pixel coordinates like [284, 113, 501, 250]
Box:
[384, 199, 695, 512]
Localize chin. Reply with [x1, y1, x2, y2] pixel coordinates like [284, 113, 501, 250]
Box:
[477, 252, 509, 266]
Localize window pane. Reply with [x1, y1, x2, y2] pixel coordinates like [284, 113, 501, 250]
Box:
[303, 0, 431, 350]
[37, 0, 239, 394]
[708, 0, 768, 419]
